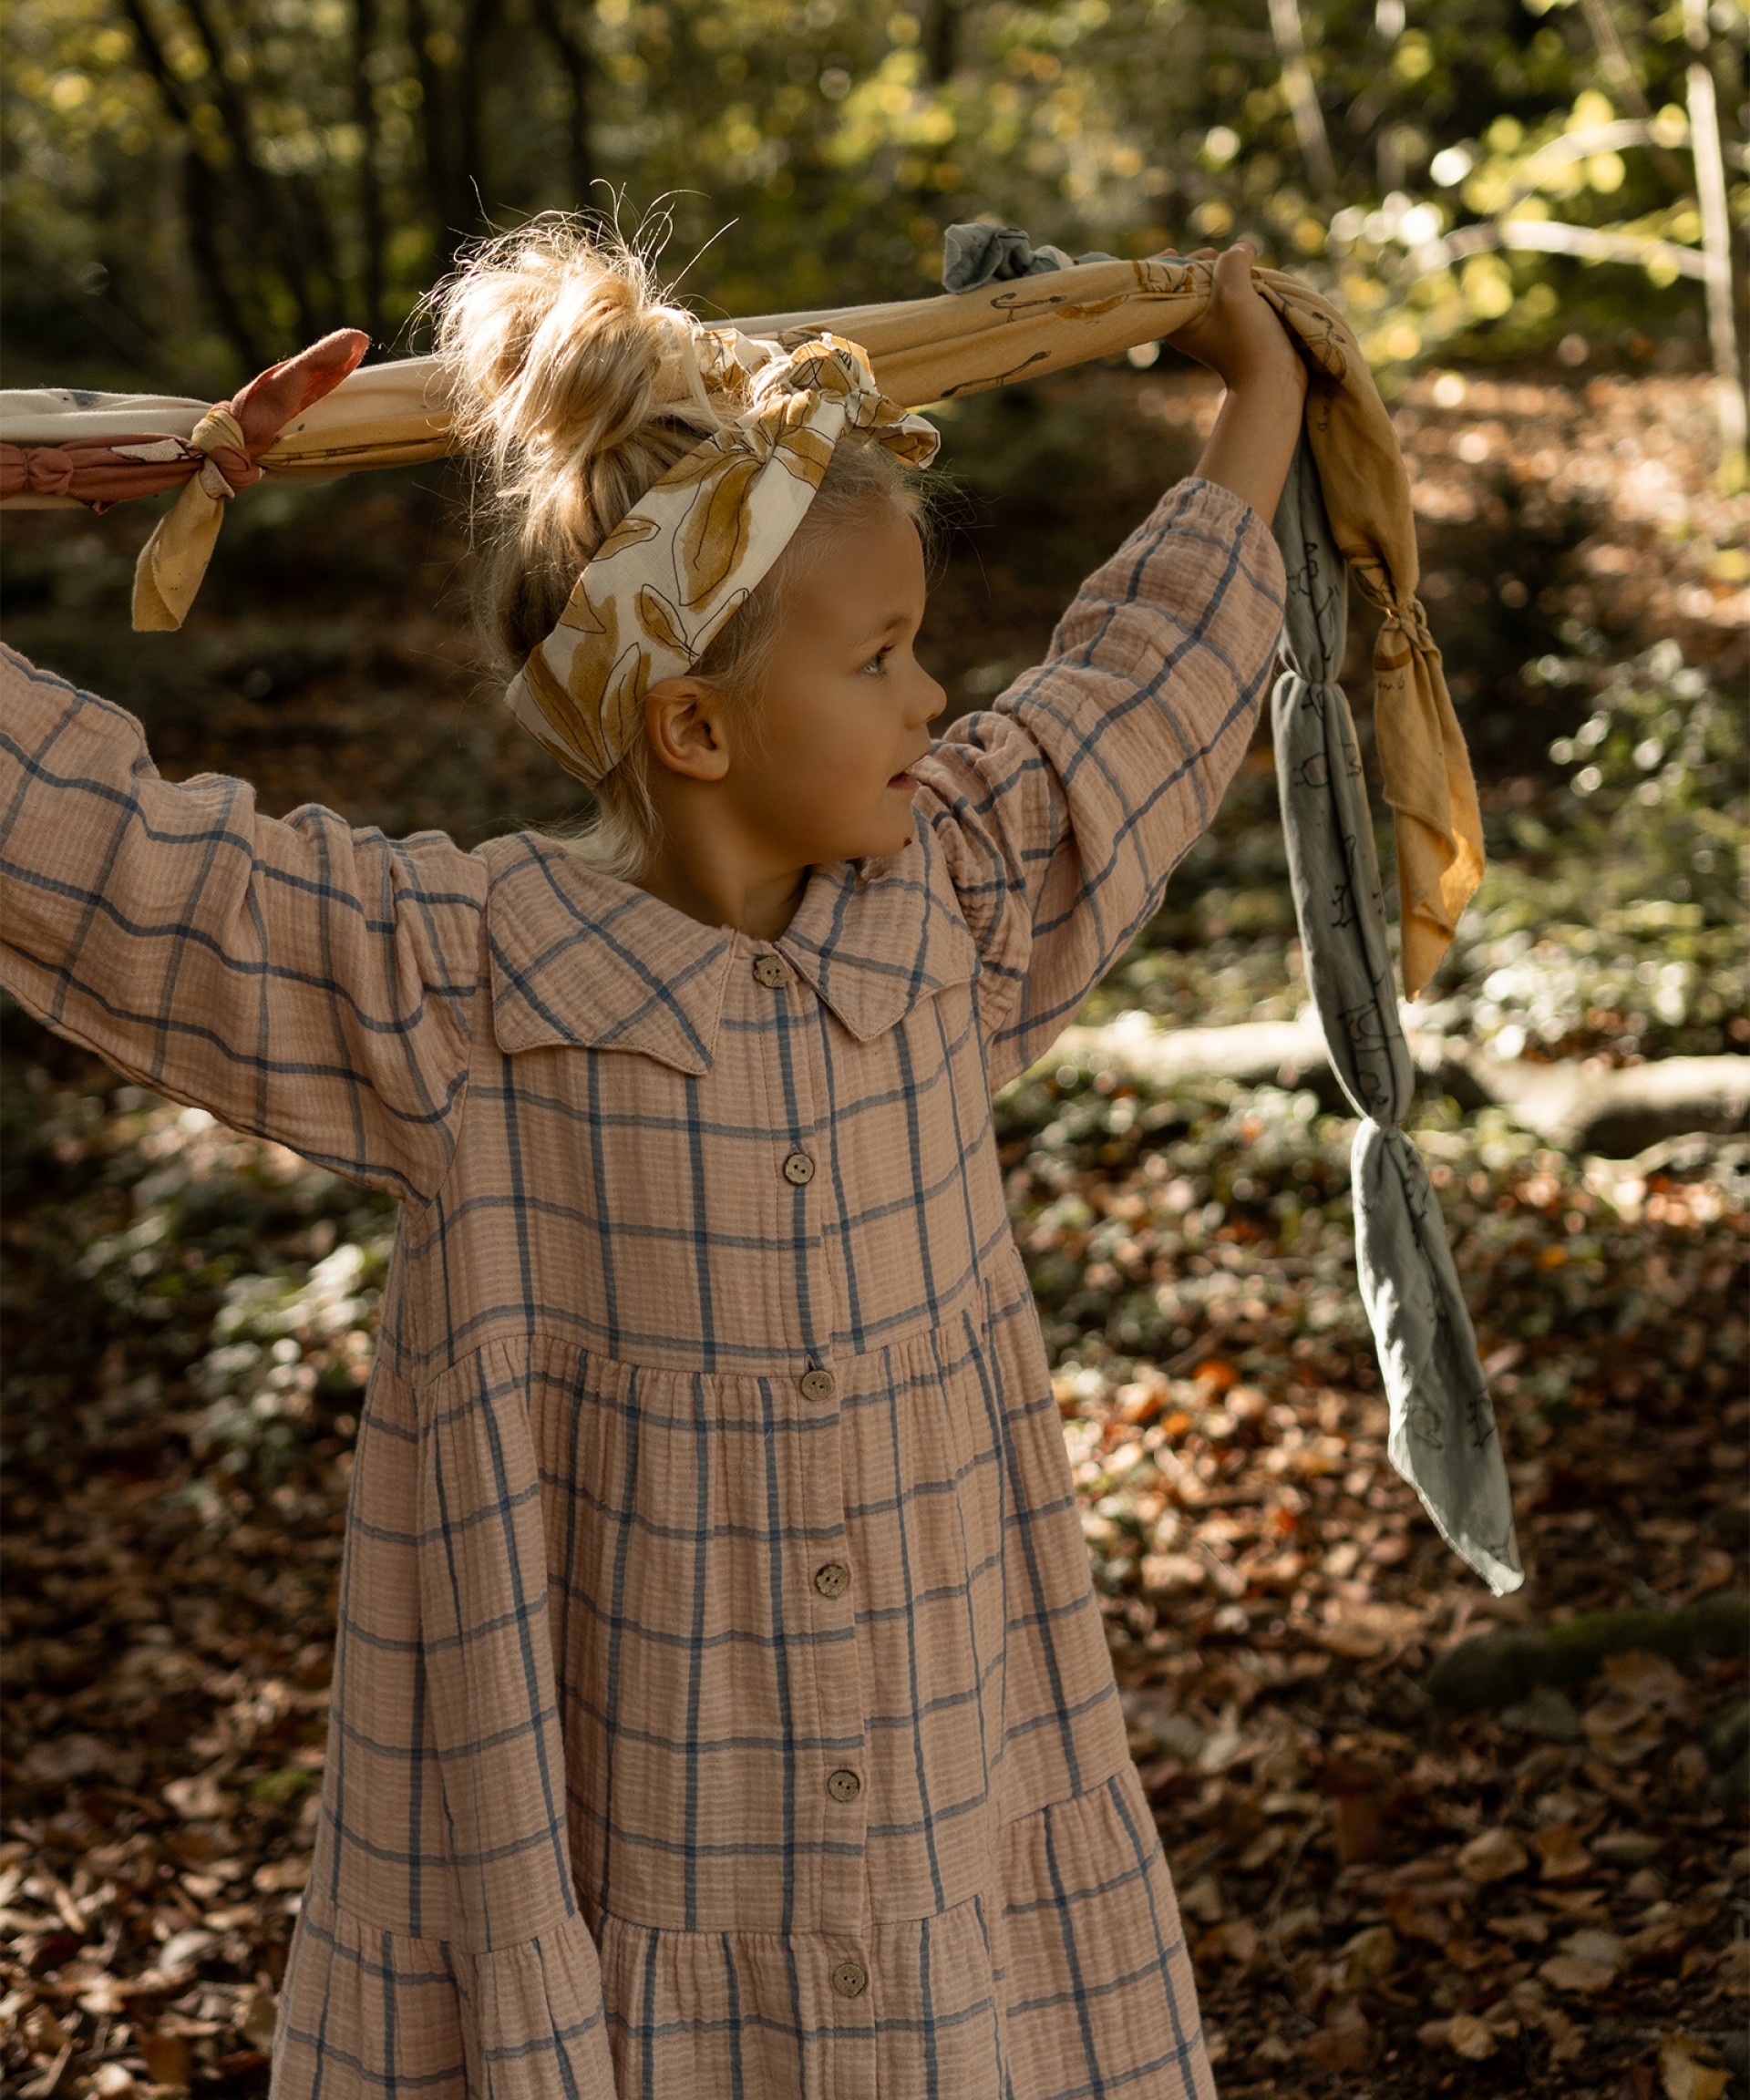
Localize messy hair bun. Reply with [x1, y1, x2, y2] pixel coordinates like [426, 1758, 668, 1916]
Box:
[434, 216, 726, 653]
[428, 211, 926, 882]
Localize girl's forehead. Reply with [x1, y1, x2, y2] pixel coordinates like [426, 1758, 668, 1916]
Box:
[787, 510, 926, 631]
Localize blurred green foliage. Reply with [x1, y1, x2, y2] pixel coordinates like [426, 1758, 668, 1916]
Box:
[1415, 632, 1749, 1059]
[1, 0, 1742, 396]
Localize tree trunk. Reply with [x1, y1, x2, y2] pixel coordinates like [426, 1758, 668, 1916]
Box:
[350, 0, 386, 344]
[922, 0, 959, 85]
[529, 0, 595, 210]
[113, 0, 271, 372]
[178, 0, 330, 343]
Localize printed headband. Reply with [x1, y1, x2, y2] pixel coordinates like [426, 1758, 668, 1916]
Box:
[504, 329, 942, 788]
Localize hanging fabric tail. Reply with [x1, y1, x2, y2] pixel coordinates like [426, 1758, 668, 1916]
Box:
[1269, 428, 1523, 1596]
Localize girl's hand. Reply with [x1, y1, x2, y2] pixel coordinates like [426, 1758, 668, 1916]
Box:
[1160, 240, 1308, 522]
[1158, 239, 1306, 399]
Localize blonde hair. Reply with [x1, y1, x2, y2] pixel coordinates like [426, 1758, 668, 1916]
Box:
[428, 211, 928, 883]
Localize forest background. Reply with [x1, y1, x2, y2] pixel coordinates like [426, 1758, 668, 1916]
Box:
[1, 1, 1747, 2096]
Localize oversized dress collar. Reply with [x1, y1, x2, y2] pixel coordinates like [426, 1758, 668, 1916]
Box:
[477, 827, 979, 1074]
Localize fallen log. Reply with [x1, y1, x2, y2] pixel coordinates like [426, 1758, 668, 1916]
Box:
[1039, 1014, 1750, 1158]
[1423, 1592, 1750, 1713]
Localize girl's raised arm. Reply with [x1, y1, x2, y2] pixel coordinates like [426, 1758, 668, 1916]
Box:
[911, 242, 1302, 1092]
[914, 468, 1289, 1094]
[0, 643, 486, 1199]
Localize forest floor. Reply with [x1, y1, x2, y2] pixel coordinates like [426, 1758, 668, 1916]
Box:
[1, 359, 1745, 2099]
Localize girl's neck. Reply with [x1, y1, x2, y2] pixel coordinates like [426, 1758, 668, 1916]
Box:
[636, 849, 809, 942]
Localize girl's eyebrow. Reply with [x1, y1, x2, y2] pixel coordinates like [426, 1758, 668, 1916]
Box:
[854, 611, 912, 646]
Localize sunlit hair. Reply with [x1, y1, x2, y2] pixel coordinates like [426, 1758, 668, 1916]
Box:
[426, 209, 930, 883]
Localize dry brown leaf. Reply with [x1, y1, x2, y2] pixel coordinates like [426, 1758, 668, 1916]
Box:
[136, 2032, 192, 2090]
[1537, 2002, 1586, 2061]
[20, 1736, 108, 1783]
[160, 1773, 228, 1820]
[1302, 2002, 1369, 2072]
[1198, 1919, 1259, 1967]
[1384, 1887, 1456, 1945]
[1661, 2034, 1732, 2100]
[1539, 1924, 1627, 1995]
[1329, 1791, 1392, 1866]
[1447, 2013, 1498, 2061]
[1457, 1826, 1529, 1884]
[1601, 1651, 1690, 1704]
[252, 1856, 310, 1893]
[20, 2006, 71, 2056]
[150, 1928, 219, 1985]
[1338, 1923, 1398, 1992]
[1533, 1821, 1593, 1880]
[237, 1988, 280, 2049]
[1539, 1953, 1618, 1993]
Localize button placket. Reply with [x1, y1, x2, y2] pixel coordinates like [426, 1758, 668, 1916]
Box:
[756, 956, 869, 1949]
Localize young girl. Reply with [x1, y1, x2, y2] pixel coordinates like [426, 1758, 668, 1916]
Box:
[1, 221, 1303, 2099]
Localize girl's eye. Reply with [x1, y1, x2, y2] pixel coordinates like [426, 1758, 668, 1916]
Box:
[860, 647, 890, 675]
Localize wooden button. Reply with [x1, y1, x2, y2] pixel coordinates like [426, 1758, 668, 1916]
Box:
[827, 1767, 861, 1803]
[781, 1150, 815, 1186]
[831, 1960, 867, 1997]
[813, 1560, 849, 1596]
[798, 1369, 836, 1403]
[753, 955, 792, 988]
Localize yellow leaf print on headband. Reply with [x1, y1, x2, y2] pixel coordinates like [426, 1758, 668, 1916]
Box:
[505, 333, 941, 789]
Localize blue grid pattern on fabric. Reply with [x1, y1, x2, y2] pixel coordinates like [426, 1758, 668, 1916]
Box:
[1, 474, 1287, 2100]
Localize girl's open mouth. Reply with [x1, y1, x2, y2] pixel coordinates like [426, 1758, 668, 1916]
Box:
[888, 771, 917, 789]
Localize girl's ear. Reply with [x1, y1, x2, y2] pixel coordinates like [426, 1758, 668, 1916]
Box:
[643, 675, 731, 782]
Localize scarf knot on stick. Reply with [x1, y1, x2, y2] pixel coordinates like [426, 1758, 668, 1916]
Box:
[130, 328, 368, 632]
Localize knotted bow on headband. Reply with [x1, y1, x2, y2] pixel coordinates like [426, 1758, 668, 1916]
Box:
[505, 330, 941, 788]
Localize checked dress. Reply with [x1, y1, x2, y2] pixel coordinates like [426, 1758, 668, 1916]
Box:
[0, 474, 1287, 2099]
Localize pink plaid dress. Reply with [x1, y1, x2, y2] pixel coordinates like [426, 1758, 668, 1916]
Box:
[1, 476, 1285, 2099]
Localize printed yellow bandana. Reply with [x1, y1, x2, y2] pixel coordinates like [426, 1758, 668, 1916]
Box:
[504, 330, 941, 788]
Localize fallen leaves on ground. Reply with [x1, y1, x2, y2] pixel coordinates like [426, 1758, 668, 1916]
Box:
[2, 1020, 1745, 2096]
[2, 365, 1746, 2097]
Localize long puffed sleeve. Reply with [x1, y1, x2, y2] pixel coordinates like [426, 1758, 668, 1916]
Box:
[0, 643, 487, 1199]
[912, 475, 1287, 1092]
